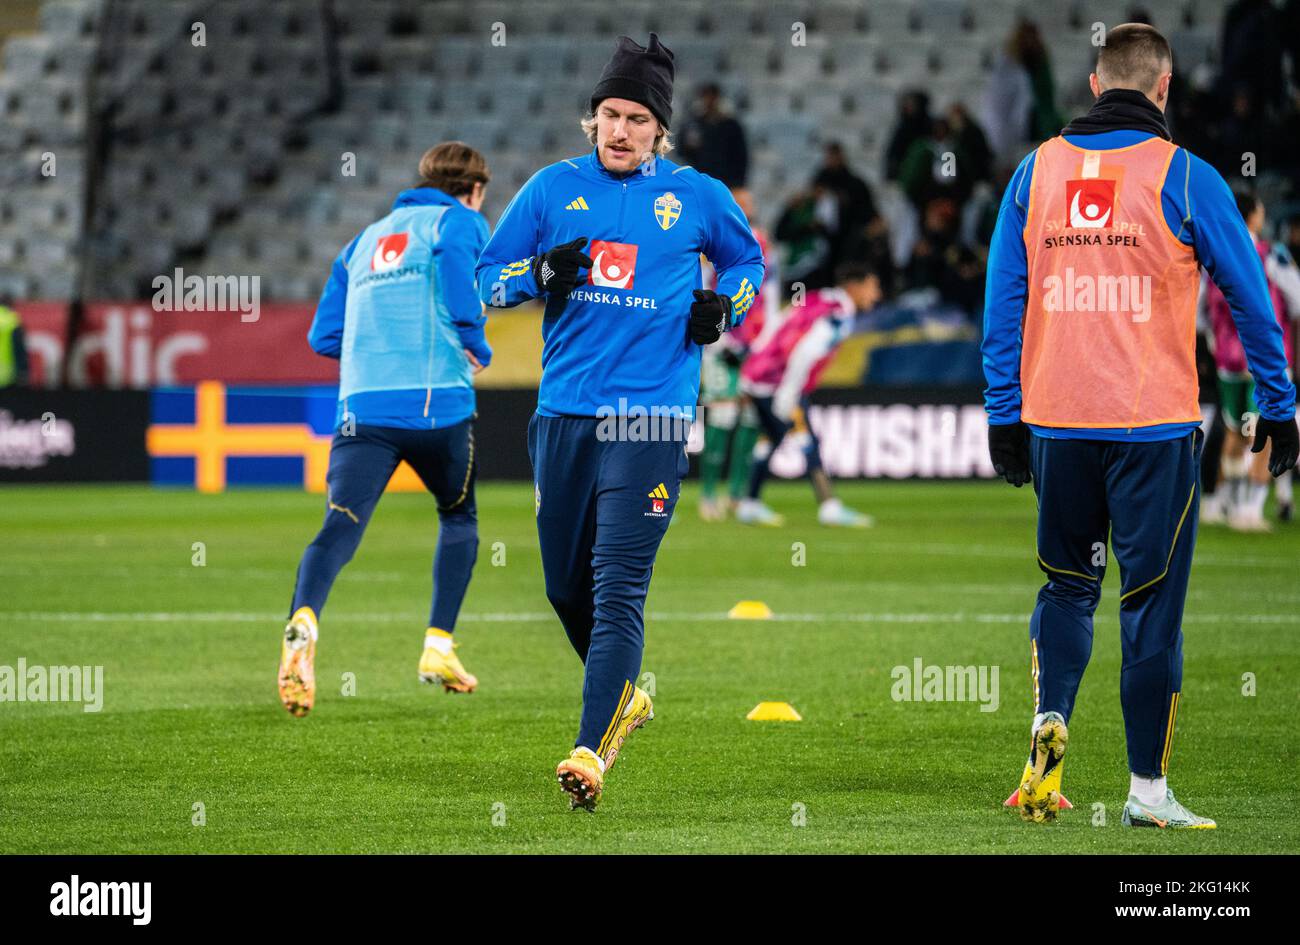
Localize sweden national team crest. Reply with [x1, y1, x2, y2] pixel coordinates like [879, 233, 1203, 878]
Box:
[654, 192, 682, 231]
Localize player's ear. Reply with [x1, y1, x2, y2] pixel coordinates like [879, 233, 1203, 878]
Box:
[1088, 73, 1102, 99]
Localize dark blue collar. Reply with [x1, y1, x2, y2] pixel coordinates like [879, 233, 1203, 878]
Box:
[393, 187, 458, 210]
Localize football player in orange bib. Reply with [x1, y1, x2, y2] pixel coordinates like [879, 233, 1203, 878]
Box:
[982, 24, 1298, 828]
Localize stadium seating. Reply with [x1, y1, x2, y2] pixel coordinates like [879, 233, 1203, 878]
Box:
[0, 0, 1222, 301]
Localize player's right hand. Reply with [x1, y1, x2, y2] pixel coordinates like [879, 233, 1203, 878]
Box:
[1250, 416, 1300, 477]
[532, 238, 593, 299]
[988, 421, 1032, 487]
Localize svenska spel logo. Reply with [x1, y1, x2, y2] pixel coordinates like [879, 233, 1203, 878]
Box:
[371, 233, 410, 271]
[1065, 179, 1116, 229]
[587, 240, 637, 289]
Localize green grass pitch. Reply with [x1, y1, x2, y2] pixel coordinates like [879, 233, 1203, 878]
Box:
[1, 481, 1296, 853]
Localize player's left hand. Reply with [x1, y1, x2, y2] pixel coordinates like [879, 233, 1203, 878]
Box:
[689, 289, 733, 345]
[465, 349, 486, 375]
[1250, 416, 1300, 477]
[988, 421, 1032, 487]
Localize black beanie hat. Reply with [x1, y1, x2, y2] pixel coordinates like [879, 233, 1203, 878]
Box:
[590, 33, 675, 129]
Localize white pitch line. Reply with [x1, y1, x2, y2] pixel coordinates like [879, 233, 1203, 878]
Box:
[1, 610, 1295, 626]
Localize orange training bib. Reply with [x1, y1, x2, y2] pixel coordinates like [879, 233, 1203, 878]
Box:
[1020, 135, 1200, 428]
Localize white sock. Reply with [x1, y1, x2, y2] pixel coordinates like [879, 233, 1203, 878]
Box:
[1130, 773, 1167, 807]
[424, 630, 453, 655]
[819, 497, 843, 514]
[1230, 475, 1247, 512]
[1245, 481, 1269, 517]
[1276, 470, 1294, 504]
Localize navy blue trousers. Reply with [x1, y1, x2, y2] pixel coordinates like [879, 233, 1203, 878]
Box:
[528, 414, 688, 754]
[1029, 430, 1201, 777]
[291, 420, 479, 632]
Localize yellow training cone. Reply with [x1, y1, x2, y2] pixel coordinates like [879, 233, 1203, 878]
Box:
[728, 600, 773, 620]
[747, 701, 802, 721]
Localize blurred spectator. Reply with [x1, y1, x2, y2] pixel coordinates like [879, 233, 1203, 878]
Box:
[981, 19, 1063, 159]
[946, 104, 993, 186]
[902, 199, 956, 289]
[0, 296, 29, 388]
[1216, 84, 1269, 179]
[1285, 0, 1300, 89]
[677, 83, 749, 187]
[902, 199, 985, 317]
[963, 165, 1012, 249]
[885, 90, 932, 181]
[1274, 90, 1300, 190]
[1222, 0, 1286, 112]
[1167, 66, 1223, 167]
[896, 107, 991, 213]
[1020, 22, 1065, 141]
[813, 143, 881, 260]
[1284, 216, 1300, 269]
[774, 185, 834, 294]
[942, 245, 986, 316]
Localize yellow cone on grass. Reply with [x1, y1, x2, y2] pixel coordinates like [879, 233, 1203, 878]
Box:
[747, 701, 802, 721]
[728, 600, 773, 620]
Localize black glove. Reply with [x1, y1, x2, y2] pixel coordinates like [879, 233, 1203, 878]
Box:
[988, 421, 1032, 487]
[532, 238, 593, 298]
[689, 289, 733, 345]
[1250, 416, 1300, 477]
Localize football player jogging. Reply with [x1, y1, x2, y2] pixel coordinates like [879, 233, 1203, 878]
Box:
[476, 34, 764, 810]
[736, 261, 880, 528]
[982, 25, 1298, 827]
[279, 143, 493, 717]
[1201, 190, 1300, 530]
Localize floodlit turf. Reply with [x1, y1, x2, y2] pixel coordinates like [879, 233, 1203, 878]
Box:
[1, 481, 1296, 853]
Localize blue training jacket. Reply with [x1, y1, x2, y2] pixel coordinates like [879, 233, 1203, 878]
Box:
[983, 129, 1297, 441]
[309, 187, 492, 431]
[475, 147, 764, 419]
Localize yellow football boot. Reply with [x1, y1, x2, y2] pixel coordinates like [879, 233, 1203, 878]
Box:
[556, 747, 604, 812]
[417, 627, 478, 693]
[556, 687, 653, 811]
[1017, 712, 1069, 823]
[602, 686, 654, 772]
[278, 606, 317, 717]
